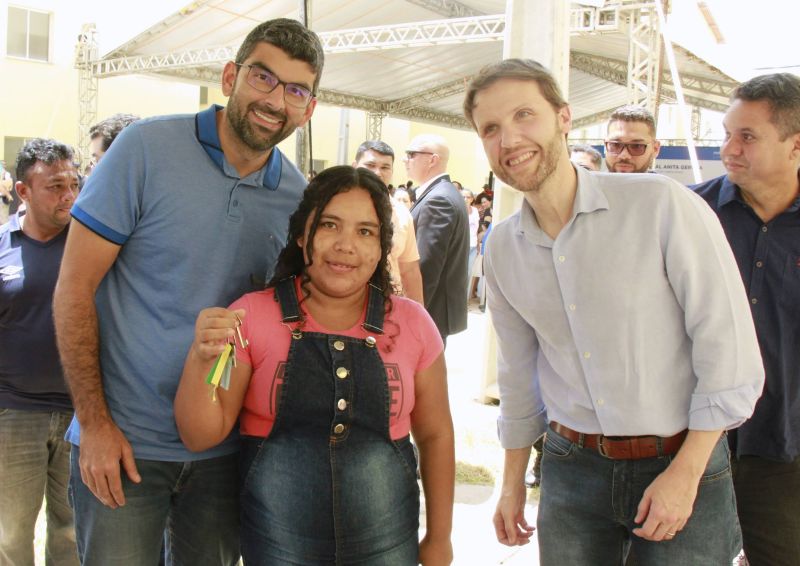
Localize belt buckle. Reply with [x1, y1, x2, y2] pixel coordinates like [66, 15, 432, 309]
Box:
[597, 435, 611, 458]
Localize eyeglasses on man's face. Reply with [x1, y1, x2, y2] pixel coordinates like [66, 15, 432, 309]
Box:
[404, 150, 435, 160]
[235, 63, 314, 108]
[604, 141, 650, 157]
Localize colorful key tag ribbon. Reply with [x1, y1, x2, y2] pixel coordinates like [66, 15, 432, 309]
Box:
[205, 343, 233, 400]
[204, 313, 248, 401]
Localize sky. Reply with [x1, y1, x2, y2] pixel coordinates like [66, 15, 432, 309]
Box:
[667, 0, 800, 80]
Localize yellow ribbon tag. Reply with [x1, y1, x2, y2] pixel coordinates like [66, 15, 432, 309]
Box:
[206, 343, 232, 388]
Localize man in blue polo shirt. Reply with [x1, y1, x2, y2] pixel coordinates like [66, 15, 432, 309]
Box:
[693, 73, 800, 566]
[52, 18, 324, 566]
[0, 138, 79, 565]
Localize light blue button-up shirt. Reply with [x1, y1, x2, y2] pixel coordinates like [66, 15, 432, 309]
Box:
[485, 167, 764, 450]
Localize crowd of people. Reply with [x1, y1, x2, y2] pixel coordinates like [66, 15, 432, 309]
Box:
[0, 15, 798, 566]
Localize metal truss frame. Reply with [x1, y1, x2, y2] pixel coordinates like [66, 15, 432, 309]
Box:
[570, 51, 734, 114]
[92, 46, 236, 77]
[75, 23, 99, 164]
[624, 2, 661, 113]
[366, 111, 386, 140]
[317, 15, 504, 53]
[572, 108, 617, 130]
[318, 88, 469, 129]
[387, 77, 468, 112]
[77, 1, 737, 138]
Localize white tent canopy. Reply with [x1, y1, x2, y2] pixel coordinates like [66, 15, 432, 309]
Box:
[80, 0, 738, 131]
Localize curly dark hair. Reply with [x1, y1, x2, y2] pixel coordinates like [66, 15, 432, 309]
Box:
[268, 165, 395, 310]
[15, 138, 74, 183]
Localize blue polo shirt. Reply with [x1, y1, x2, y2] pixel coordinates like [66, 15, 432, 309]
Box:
[0, 214, 72, 411]
[67, 105, 306, 461]
[694, 175, 800, 462]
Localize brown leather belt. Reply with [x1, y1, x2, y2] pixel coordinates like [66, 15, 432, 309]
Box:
[549, 422, 687, 460]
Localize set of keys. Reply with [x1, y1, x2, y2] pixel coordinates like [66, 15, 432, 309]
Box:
[205, 312, 249, 400]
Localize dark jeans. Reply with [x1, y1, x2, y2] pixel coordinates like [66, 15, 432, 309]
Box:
[69, 447, 240, 566]
[732, 454, 800, 566]
[538, 429, 741, 565]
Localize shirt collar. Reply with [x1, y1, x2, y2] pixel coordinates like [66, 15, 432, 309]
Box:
[717, 176, 742, 208]
[195, 104, 282, 191]
[417, 173, 448, 195]
[573, 165, 610, 216]
[518, 164, 608, 242]
[7, 212, 23, 233]
[718, 174, 800, 213]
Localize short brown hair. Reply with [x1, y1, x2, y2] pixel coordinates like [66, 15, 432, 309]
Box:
[235, 18, 325, 93]
[607, 105, 657, 137]
[463, 59, 567, 129]
[732, 73, 800, 140]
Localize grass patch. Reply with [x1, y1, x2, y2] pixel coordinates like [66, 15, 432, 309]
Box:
[455, 461, 494, 485]
[526, 485, 541, 503]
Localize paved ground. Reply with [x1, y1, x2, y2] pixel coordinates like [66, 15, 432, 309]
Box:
[432, 305, 542, 565]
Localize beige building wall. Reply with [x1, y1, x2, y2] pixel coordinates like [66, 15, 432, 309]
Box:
[0, 0, 199, 165]
[96, 76, 199, 125]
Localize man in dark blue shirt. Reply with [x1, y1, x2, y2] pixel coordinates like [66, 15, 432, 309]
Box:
[0, 139, 79, 565]
[693, 73, 800, 566]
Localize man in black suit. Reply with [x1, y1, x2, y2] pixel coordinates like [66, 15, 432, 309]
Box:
[405, 134, 469, 343]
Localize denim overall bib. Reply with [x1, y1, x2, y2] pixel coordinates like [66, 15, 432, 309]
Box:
[239, 279, 420, 565]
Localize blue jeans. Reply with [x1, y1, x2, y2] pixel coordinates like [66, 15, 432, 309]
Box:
[537, 429, 741, 565]
[238, 278, 420, 565]
[69, 446, 239, 566]
[0, 408, 78, 566]
[240, 436, 419, 565]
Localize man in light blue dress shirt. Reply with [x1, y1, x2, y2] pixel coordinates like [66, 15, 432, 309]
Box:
[463, 59, 764, 565]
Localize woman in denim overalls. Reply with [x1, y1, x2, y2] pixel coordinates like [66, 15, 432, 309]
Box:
[175, 166, 455, 565]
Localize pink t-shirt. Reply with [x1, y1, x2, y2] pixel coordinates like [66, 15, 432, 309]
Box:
[230, 285, 443, 440]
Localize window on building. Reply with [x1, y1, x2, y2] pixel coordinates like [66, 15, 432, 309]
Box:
[7, 6, 50, 61]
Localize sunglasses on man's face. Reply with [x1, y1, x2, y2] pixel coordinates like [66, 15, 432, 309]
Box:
[605, 141, 649, 157]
